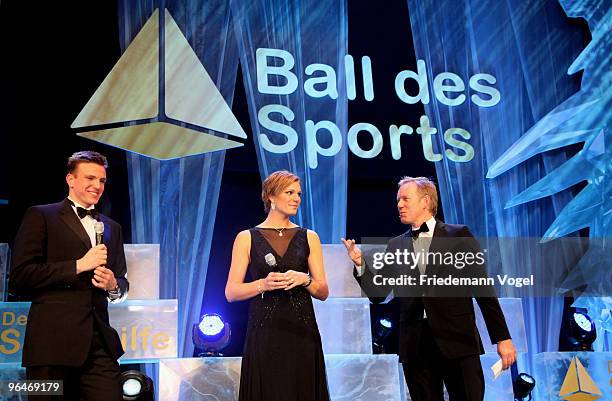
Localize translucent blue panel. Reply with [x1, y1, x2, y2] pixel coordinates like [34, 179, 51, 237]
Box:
[123, 244, 160, 300]
[322, 244, 363, 298]
[313, 298, 372, 355]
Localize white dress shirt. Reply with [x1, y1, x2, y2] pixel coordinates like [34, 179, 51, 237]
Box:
[68, 196, 97, 247]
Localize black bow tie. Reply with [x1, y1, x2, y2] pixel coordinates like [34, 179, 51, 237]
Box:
[410, 222, 429, 238]
[76, 207, 99, 220]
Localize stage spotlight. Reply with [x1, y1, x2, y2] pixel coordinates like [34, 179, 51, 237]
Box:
[512, 372, 535, 401]
[567, 309, 597, 351]
[119, 370, 154, 401]
[372, 317, 394, 353]
[378, 317, 393, 332]
[193, 313, 231, 356]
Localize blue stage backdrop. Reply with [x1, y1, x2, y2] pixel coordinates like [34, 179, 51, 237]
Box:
[115, 0, 610, 378]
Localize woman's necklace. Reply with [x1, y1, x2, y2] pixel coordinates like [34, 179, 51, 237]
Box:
[272, 222, 291, 237]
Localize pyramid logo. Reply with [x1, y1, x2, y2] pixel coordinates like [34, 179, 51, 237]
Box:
[71, 9, 246, 160]
[558, 356, 602, 401]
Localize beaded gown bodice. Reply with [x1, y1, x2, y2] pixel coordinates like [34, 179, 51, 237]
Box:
[246, 227, 316, 330]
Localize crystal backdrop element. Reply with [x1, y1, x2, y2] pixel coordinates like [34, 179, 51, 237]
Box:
[487, 0, 611, 349]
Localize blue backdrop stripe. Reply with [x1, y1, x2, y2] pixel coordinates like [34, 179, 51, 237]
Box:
[230, 0, 349, 243]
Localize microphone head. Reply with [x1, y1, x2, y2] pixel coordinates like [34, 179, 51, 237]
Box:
[94, 221, 104, 235]
[264, 253, 277, 267]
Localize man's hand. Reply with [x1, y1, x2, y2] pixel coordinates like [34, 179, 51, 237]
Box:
[92, 266, 118, 291]
[341, 238, 362, 266]
[76, 244, 107, 274]
[497, 339, 516, 370]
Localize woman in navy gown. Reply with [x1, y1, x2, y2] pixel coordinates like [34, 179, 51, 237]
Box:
[225, 170, 331, 401]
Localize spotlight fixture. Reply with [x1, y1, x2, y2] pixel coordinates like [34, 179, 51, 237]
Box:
[568, 309, 597, 351]
[119, 370, 154, 401]
[193, 313, 231, 356]
[372, 317, 394, 353]
[569, 310, 597, 351]
[512, 372, 535, 401]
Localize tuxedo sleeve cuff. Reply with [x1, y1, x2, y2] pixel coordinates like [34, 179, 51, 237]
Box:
[61, 261, 78, 288]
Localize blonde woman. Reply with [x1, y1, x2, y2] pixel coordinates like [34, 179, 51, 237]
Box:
[226, 170, 330, 401]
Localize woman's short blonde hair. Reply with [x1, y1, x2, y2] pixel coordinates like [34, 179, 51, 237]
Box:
[397, 176, 439, 216]
[261, 170, 301, 213]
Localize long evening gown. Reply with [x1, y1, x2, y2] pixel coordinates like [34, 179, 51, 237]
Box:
[238, 227, 330, 401]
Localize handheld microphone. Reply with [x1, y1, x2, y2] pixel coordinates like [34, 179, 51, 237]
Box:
[94, 221, 104, 246]
[265, 253, 278, 271]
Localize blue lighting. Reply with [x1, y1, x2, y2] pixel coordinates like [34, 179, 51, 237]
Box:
[122, 378, 142, 396]
[518, 373, 535, 385]
[379, 318, 392, 329]
[198, 314, 225, 336]
[573, 312, 593, 332]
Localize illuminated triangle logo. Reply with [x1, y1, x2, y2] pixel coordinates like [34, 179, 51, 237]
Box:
[558, 356, 602, 401]
[71, 9, 246, 160]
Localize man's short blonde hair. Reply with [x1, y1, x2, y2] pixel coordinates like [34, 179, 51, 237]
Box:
[261, 170, 301, 213]
[398, 176, 438, 216]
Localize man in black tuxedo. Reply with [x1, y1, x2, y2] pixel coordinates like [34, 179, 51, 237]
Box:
[343, 176, 516, 401]
[10, 151, 128, 401]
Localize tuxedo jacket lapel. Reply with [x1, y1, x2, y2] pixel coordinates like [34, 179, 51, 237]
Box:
[400, 230, 414, 253]
[398, 231, 419, 278]
[58, 199, 92, 251]
[425, 220, 447, 275]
